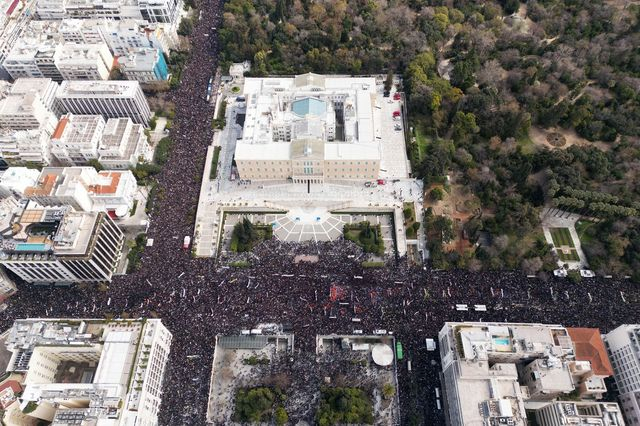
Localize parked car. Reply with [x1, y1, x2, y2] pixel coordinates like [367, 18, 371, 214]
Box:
[392, 110, 401, 117]
[393, 93, 401, 100]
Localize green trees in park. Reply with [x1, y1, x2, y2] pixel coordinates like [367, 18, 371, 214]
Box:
[316, 387, 374, 426]
[217, 0, 640, 276]
[233, 387, 287, 424]
[230, 218, 273, 252]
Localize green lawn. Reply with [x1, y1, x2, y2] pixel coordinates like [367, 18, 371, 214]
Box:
[415, 128, 430, 161]
[550, 227, 575, 248]
[517, 133, 536, 154]
[575, 220, 594, 244]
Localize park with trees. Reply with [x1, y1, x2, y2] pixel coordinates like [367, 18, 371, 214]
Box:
[219, 0, 640, 278]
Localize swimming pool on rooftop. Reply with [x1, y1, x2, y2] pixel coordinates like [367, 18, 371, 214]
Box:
[15, 243, 48, 252]
[493, 337, 511, 346]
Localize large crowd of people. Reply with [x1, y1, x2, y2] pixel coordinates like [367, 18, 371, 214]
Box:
[0, 2, 639, 425]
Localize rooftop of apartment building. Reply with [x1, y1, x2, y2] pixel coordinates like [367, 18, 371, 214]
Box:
[567, 328, 614, 377]
[117, 47, 159, 71]
[56, 42, 111, 62]
[0, 201, 102, 259]
[9, 78, 58, 99]
[0, 93, 45, 118]
[538, 401, 626, 425]
[52, 113, 104, 144]
[25, 167, 126, 198]
[446, 322, 575, 362]
[100, 117, 144, 157]
[57, 80, 141, 97]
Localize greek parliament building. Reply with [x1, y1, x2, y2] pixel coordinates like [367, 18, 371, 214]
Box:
[234, 73, 382, 183]
[0, 198, 124, 284]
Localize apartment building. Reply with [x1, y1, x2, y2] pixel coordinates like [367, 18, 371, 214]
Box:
[58, 18, 105, 44]
[118, 47, 169, 82]
[0, 126, 53, 164]
[3, 318, 172, 425]
[54, 80, 151, 125]
[34, 0, 183, 25]
[50, 113, 105, 165]
[25, 166, 137, 217]
[0, 0, 37, 79]
[100, 19, 176, 55]
[0, 78, 60, 165]
[438, 322, 620, 426]
[55, 42, 114, 81]
[9, 77, 60, 115]
[604, 325, 640, 425]
[2, 37, 63, 81]
[235, 73, 382, 183]
[99, 117, 151, 169]
[0, 203, 124, 283]
[536, 401, 626, 426]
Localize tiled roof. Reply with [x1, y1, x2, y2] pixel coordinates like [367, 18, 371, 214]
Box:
[567, 328, 614, 377]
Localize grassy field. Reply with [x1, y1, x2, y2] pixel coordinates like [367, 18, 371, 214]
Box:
[415, 127, 430, 162]
[575, 220, 594, 244]
[550, 227, 575, 248]
[517, 133, 536, 154]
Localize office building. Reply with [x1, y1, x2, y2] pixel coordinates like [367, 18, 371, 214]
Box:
[25, 167, 138, 217]
[438, 322, 615, 426]
[55, 80, 151, 125]
[0, 203, 124, 283]
[55, 42, 114, 81]
[604, 325, 640, 425]
[535, 401, 626, 426]
[50, 113, 105, 165]
[0, 167, 41, 198]
[99, 117, 151, 169]
[235, 73, 382, 183]
[117, 47, 169, 82]
[3, 318, 172, 425]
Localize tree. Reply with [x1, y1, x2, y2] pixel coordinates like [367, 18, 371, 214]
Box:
[384, 71, 394, 93]
[451, 59, 476, 91]
[430, 187, 445, 201]
[452, 111, 479, 142]
[87, 159, 104, 171]
[274, 406, 288, 425]
[502, 0, 520, 15]
[178, 18, 193, 36]
[382, 384, 396, 400]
